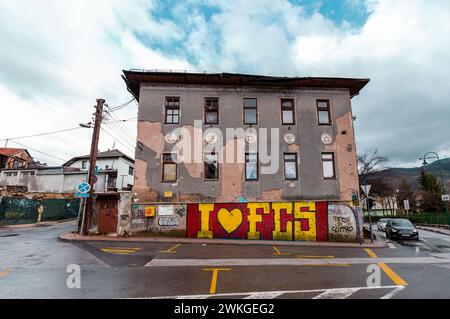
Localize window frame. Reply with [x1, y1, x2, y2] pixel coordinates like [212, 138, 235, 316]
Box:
[204, 152, 220, 181]
[243, 98, 258, 125]
[165, 97, 181, 125]
[284, 153, 298, 181]
[204, 97, 220, 125]
[245, 153, 259, 181]
[281, 99, 296, 125]
[321, 152, 336, 180]
[317, 99, 332, 126]
[82, 160, 88, 170]
[128, 166, 134, 176]
[162, 153, 178, 183]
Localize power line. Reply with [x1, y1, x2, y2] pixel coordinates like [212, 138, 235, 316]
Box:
[100, 127, 136, 156]
[0, 127, 82, 142]
[7, 140, 68, 163]
[106, 98, 136, 113]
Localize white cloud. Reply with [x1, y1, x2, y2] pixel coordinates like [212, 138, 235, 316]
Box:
[1, 0, 449, 168]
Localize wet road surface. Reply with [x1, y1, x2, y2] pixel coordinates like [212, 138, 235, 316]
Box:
[1, 221, 450, 299]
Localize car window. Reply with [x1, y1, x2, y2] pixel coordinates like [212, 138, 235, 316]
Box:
[392, 220, 413, 227]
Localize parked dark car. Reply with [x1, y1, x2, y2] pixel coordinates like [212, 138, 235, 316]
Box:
[385, 219, 419, 241]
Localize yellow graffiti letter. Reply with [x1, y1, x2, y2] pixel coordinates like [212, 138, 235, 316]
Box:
[294, 202, 317, 242]
[247, 203, 270, 240]
[197, 204, 214, 239]
[272, 203, 293, 241]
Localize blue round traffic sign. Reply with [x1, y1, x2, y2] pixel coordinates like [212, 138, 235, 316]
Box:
[77, 182, 91, 194]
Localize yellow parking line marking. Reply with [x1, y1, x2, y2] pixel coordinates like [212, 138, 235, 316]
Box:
[364, 249, 408, 286]
[296, 255, 335, 259]
[273, 246, 290, 256]
[204, 268, 231, 294]
[303, 264, 350, 267]
[379, 263, 408, 286]
[0, 269, 11, 278]
[364, 248, 378, 258]
[160, 244, 182, 254]
[101, 247, 141, 255]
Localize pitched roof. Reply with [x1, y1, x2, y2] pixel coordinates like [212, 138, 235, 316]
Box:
[0, 148, 27, 157]
[122, 70, 370, 100]
[62, 149, 134, 166]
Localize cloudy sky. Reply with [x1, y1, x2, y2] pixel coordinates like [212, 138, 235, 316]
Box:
[0, 0, 449, 168]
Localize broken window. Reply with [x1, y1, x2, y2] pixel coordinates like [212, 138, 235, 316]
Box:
[245, 153, 259, 181]
[205, 98, 219, 125]
[165, 97, 180, 124]
[284, 153, 298, 180]
[204, 153, 219, 181]
[162, 153, 178, 182]
[322, 153, 336, 179]
[243, 98, 258, 125]
[317, 99, 332, 125]
[281, 99, 295, 125]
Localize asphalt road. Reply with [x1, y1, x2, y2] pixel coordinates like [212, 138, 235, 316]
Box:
[1, 221, 450, 299]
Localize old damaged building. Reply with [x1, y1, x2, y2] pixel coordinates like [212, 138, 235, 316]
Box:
[122, 70, 370, 242]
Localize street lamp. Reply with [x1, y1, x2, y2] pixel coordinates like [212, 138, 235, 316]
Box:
[419, 152, 449, 217]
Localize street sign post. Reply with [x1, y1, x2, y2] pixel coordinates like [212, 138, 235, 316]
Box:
[361, 185, 373, 243]
[404, 200, 410, 219]
[75, 182, 91, 198]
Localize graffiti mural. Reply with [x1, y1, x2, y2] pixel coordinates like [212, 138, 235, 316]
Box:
[187, 202, 328, 241]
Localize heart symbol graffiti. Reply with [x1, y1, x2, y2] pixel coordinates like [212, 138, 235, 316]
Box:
[217, 209, 243, 234]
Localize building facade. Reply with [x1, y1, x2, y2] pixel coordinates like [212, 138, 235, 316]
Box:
[63, 150, 135, 191]
[0, 148, 33, 169]
[123, 71, 370, 242]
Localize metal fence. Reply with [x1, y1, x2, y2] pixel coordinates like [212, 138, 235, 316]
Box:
[0, 197, 80, 226]
[364, 212, 450, 225]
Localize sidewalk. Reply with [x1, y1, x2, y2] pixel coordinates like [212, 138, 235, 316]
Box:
[59, 232, 387, 248]
[417, 225, 450, 236]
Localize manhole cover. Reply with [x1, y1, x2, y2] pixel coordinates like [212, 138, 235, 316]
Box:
[0, 234, 19, 238]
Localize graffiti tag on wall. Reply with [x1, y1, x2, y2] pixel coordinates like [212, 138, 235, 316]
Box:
[187, 202, 328, 241]
[328, 204, 358, 242]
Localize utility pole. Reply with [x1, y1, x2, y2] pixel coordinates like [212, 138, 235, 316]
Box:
[80, 99, 105, 236]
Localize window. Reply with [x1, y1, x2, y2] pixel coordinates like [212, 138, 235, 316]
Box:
[205, 98, 219, 124]
[322, 153, 336, 179]
[165, 97, 180, 124]
[129, 166, 134, 176]
[281, 99, 295, 125]
[317, 100, 332, 125]
[22, 171, 35, 177]
[204, 153, 219, 181]
[243, 98, 258, 125]
[284, 153, 298, 180]
[162, 153, 177, 182]
[245, 153, 259, 181]
[82, 160, 88, 170]
[5, 172, 18, 177]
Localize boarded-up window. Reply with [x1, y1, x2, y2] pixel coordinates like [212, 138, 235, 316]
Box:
[245, 153, 259, 181]
[284, 153, 298, 180]
[243, 98, 258, 125]
[281, 99, 295, 125]
[162, 153, 177, 182]
[317, 100, 331, 125]
[322, 153, 336, 179]
[205, 98, 219, 124]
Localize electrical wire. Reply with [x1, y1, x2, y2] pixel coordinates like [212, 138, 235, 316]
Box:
[0, 127, 82, 142]
[7, 140, 69, 163]
[100, 127, 136, 156]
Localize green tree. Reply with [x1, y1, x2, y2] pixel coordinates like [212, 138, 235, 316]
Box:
[419, 170, 442, 213]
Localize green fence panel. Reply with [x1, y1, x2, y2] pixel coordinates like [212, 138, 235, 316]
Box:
[41, 199, 81, 222]
[0, 197, 39, 225]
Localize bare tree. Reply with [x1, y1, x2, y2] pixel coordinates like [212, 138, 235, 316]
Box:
[358, 149, 389, 186]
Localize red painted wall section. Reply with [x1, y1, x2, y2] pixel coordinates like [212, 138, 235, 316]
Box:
[187, 202, 328, 242]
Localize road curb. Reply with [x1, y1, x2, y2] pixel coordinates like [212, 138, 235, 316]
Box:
[417, 226, 450, 237]
[0, 219, 78, 229]
[59, 232, 388, 248]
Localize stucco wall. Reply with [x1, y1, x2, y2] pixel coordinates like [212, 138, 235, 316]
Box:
[134, 85, 359, 204]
